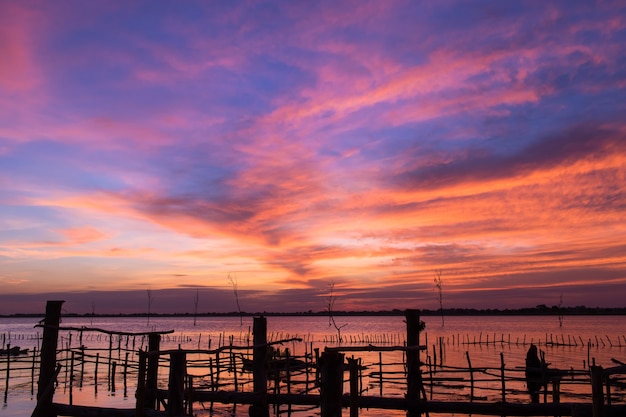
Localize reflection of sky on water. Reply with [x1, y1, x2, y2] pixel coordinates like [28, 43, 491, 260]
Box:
[2, 315, 624, 415]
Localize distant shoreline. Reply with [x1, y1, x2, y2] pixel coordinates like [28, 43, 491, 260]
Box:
[2, 305, 625, 318]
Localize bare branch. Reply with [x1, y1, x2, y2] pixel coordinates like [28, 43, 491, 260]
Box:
[228, 273, 243, 325]
[433, 269, 444, 327]
[326, 281, 347, 343]
[146, 288, 152, 327]
[193, 288, 199, 326]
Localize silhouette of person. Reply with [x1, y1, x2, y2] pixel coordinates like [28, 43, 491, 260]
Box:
[525, 343, 542, 403]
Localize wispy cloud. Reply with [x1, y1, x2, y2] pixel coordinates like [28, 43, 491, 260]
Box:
[0, 1, 625, 313]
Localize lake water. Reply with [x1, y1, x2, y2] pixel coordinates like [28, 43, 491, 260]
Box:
[2, 314, 625, 416]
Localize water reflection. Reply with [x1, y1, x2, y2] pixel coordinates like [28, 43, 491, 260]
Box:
[1, 314, 625, 416]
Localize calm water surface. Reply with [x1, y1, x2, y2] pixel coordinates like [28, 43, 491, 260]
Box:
[2, 315, 625, 417]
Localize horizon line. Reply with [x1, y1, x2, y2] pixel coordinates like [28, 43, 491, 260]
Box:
[3, 305, 626, 318]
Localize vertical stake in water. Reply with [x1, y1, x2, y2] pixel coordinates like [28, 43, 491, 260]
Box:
[3, 343, 10, 404]
[94, 353, 99, 393]
[187, 375, 194, 415]
[591, 365, 604, 417]
[124, 352, 129, 397]
[348, 357, 359, 417]
[250, 316, 269, 417]
[31, 345, 37, 395]
[499, 352, 506, 403]
[406, 309, 422, 417]
[107, 336, 113, 390]
[79, 345, 85, 388]
[320, 350, 344, 417]
[136, 350, 147, 417]
[146, 333, 160, 410]
[33, 299, 64, 417]
[466, 351, 474, 402]
[167, 350, 186, 417]
[69, 351, 75, 405]
[111, 361, 117, 394]
[378, 352, 383, 397]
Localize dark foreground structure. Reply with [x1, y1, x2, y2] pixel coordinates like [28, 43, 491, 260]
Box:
[25, 301, 626, 417]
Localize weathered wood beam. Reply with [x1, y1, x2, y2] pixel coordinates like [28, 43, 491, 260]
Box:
[51, 403, 166, 417]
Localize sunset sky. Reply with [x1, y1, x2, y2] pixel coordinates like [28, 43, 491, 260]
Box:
[1, 1, 625, 315]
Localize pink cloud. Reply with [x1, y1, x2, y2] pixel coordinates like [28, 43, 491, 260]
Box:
[55, 226, 108, 245]
[0, 3, 43, 93]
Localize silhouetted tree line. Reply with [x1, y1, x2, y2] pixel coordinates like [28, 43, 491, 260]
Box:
[2, 305, 626, 318]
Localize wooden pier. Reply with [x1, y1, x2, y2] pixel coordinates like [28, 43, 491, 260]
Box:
[1, 302, 625, 416]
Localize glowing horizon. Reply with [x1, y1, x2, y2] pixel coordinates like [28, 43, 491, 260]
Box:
[1, 1, 626, 314]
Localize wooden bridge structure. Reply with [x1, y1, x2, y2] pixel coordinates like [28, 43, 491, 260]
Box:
[14, 301, 626, 417]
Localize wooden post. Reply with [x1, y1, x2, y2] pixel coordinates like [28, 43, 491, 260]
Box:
[406, 309, 422, 417]
[146, 333, 160, 410]
[215, 351, 221, 388]
[305, 343, 311, 392]
[553, 377, 560, 405]
[378, 352, 383, 397]
[79, 345, 85, 388]
[348, 357, 359, 417]
[33, 299, 64, 417]
[168, 350, 186, 417]
[591, 365, 603, 417]
[208, 358, 214, 391]
[466, 351, 474, 402]
[439, 337, 443, 366]
[69, 351, 75, 404]
[31, 345, 37, 396]
[94, 352, 100, 393]
[136, 350, 147, 417]
[320, 350, 344, 417]
[108, 335, 113, 390]
[249, 316, 269, 417]
[232, 349, 238, 391]
[500, 352, 506, 403]
[3, 343, 10, 403]
[315, 348, 320, 384]
[427, 356, 433, 400]
[187, 375, 194, 415]
[124, 352, 129, 397]
[111, 361, 117, 394]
